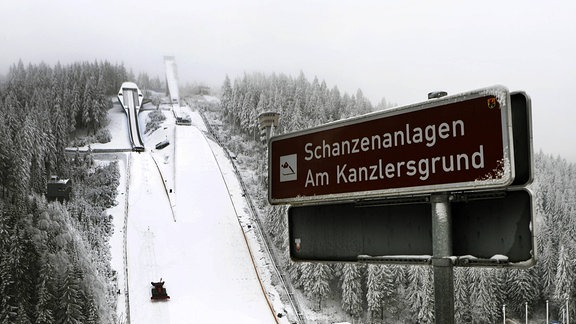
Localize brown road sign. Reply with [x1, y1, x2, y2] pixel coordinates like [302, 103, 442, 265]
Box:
[269, 86, 514, 205]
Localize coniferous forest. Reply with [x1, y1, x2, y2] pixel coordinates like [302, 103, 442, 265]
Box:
[0, 60, 146, 324]
[216, 72, 576, 323]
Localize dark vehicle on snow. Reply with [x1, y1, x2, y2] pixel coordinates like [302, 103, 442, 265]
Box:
[151, 280, 170, 300]
[155, 140, 170, 150]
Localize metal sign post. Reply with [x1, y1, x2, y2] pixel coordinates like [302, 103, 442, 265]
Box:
[431, 193, 454, 323]
[428, 92, 454, 323]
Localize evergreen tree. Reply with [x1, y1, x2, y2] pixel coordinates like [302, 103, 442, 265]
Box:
[35, 261, 55, 324]
[0, 111, 15, 198]
[288, 262, 304, 289]
[82, 297, 98, 324]
[221, 75, 233, 119]
[92, 72, 110, 131]
[366, 264, 404, 322]
[326, 86, 342, 121]
[56, 265, 85, 324]
[353, 88, 372, 115]
[81, 75, 95, 132]
[301, 263, 332, 310]
[267, 205, 288, 250]
[537, 219, 558, 298]
[406, 265, 434, 323]
[454, 268, 472, 323]
[382, 265, 404, 319]
[505, 266, 539, 317]
[340, 263, 364, 318]
[50, 102, 69, 174]
[469, 268, 500, 323]
[366, 264, 385, 321]
[0, 250, 19, 322]
[0, 208, 32, 323]
[553, 245, 573, 310]
[303, 76, 322, 127]
[15, 302, 32, 324]
[289, 97, 303, 131]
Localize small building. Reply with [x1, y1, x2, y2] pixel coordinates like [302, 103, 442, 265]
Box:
[47, 176, 72, 201]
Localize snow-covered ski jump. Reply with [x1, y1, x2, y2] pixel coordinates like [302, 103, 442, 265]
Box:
[117, 82, 145, 152]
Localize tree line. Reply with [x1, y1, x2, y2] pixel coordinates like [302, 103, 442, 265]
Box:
[215, 72, 576, 323]
[0, 60, 133, 323]
[220, 71, 392, 141]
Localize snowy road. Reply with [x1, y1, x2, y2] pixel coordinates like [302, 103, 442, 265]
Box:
[125, 121, 277, 323]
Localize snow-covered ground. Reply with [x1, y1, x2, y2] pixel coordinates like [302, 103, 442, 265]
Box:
[99, 102, 291, 323]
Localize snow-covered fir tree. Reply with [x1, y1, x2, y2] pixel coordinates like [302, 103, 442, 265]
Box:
[340, 263, 364, 318]
[366, 264, 385, 321]
[301, 263, 332, 310]
[406, 265, 434, 323]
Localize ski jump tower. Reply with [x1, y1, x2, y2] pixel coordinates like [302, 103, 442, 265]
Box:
[164, 56, 180, 107]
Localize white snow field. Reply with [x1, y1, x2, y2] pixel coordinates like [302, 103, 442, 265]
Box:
[126, 127, 276, 323]
[103, 103, 285, 323]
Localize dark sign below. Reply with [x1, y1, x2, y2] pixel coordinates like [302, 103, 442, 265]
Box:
[289, 201, 433, 262]
[289, 189, 534, 266]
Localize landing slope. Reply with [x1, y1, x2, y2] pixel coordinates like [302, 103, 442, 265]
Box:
[126, 122, 276, 323]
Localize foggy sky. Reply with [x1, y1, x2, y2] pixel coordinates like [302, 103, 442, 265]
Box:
[1, 0, 575, 161]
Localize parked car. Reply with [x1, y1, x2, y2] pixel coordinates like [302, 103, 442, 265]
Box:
[155, 140, 170, 150]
